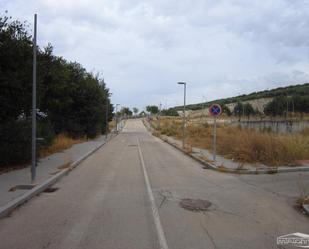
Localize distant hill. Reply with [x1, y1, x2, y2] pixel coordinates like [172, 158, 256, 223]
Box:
[173, 83, 309, 111]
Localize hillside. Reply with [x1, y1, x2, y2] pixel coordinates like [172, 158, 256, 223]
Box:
[174, 83, 309, 111]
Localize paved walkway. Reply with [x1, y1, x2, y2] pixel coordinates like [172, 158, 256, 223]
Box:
[0, 134, 113, 208]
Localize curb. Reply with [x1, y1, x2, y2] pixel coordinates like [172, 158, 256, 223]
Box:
[142, 119, 309, 175]
[0, 133, 117, 218]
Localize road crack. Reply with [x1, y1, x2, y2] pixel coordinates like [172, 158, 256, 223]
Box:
[200, 219, 218, 249]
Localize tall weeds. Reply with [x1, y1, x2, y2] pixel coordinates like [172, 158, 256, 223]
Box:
[157, 118, 309, 166]
[40, 134, 86, 157]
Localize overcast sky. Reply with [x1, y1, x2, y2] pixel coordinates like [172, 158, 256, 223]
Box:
[2, 0, 309, 110]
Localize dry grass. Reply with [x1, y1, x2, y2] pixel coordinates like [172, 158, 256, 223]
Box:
[109, 120, 116, 131]
[40, 134, 86, 157]
[156, 117, 309, 166]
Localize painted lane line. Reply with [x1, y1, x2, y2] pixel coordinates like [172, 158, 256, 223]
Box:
[137, 138, 169, 249]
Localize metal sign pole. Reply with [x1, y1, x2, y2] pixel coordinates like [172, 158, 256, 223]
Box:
[31, 14, 37, 183]
[158, 102, 162, 130]
[213, 116, 217, 161]
[209, 103, 221, 162]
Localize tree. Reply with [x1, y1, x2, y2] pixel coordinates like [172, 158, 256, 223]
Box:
[263, 96, 287, 116]
[243, 103, 255, 118]
[139, 111, 147, 116]
[292, 95, 309, 114]
[0, 13, 112, 166]
[133, 107, 139, 116]
[120, 107, 133, 116]
[146, 105, 159, 114]
[233, 102, 244, 120]
[221, 104, 231, 116]
[161, 108, 179, 116]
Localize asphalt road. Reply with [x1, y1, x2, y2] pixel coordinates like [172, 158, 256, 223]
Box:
[0, 119, 308, 249]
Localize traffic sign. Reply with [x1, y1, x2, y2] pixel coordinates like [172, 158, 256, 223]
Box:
[209, 104, 222, 117]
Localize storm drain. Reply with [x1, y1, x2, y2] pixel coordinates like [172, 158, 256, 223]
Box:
[180, 198, 212, 212]
[43, 187, 59, 193]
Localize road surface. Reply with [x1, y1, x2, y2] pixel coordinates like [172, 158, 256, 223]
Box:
[0, 119, 308, 249]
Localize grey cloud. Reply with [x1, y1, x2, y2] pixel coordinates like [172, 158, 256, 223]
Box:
[1, 0, 309, 109]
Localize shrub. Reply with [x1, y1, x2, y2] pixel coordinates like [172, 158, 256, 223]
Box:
[0, 120, 31, 166]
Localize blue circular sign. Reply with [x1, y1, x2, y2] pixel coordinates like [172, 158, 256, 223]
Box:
[209, 104, 222, 117]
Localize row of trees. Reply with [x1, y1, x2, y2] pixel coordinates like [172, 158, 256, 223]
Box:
[231, 95, 309, 118]
[0, 14, 113, 166]
[264, 95, 309, 116]
[145, 93, 309, 119]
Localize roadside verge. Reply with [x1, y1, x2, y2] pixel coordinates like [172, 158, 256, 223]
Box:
[142, 119, 309, 175]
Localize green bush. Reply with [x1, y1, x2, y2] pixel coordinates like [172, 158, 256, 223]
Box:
[0, 13, 113, 167]
[0, 120, 31, 166]
[37, 120, 56, 149]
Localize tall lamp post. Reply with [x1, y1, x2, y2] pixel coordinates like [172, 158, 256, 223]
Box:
[115, 104, 120, 132]
[105, 93, 112, 139]
[178, 82, 187, 149]
[31, 14, 37, 183]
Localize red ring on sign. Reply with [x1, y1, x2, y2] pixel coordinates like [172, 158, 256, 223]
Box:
[209, 104, 222, 117]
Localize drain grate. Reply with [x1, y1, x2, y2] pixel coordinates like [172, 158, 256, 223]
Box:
[180, 198, 212, 212]
[43, 187, 59, 193]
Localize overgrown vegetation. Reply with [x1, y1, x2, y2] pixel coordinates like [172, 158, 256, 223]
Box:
[153, 117, 309, 166]
[264, 95, 309, 116]
[0, 13, 113, 167]
[39, 134, 86, 158]
[146, 105, 159, 114]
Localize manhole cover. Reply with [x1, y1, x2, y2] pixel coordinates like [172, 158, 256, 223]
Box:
[43, 187, 59, 193]
[180, 198, 212, 212]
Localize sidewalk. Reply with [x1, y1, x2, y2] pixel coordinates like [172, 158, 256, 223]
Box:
[0, 133, 114, 209]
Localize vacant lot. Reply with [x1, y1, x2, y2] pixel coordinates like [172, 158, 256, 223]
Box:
[151, 117, 309, 166]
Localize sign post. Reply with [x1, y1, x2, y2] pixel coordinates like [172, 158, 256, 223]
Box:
[209, 104, 222, 161]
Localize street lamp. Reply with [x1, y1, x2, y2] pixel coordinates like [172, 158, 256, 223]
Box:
[115, 104, 120, 132]
[105, 93, 112, 139]
[178, 82, 186, 149]
[31, 14, 37, 183]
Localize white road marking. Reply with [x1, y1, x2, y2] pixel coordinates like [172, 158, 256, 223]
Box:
[137, 138, 169, 249]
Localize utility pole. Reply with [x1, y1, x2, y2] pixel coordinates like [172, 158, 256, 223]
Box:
[178, 82, 187, 149]
[115, 104, 120, 132]
[105, 97, 109, 139]
[213, 116, 217, 161]
[158, 102, 162, 130]
[31, 14, 37, 183]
